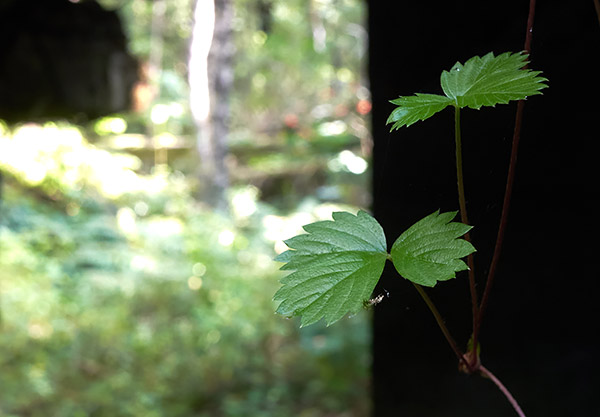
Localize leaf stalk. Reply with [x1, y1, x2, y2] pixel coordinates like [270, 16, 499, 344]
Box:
[412, 283, 473, 373]
[454, 105, 479, 349]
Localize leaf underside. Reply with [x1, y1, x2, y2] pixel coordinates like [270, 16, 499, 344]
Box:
[387, 94, 453, 129]
[387, 51, 548, 131]
[390, 211, 476, 287]
[274, 211, 388, 327]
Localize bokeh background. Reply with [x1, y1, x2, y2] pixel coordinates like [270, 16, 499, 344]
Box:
[0, 0, 373, 415]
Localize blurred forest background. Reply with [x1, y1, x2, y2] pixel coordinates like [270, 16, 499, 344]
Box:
[0, 0, 373, 416]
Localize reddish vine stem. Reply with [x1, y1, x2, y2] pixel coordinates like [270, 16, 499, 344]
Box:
[479, 366, 527, 417]
[412, 283, 473, 372]
[473, 0, 537, 353]
[412, 4, 538, 414]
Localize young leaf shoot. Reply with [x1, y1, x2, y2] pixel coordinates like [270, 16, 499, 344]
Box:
[387, 51, 548, 130]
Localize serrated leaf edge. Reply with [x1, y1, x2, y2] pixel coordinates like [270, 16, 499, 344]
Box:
[273, 210, 388, 327]
[390, 210, 476, 287]
[387, 51, 548, 130]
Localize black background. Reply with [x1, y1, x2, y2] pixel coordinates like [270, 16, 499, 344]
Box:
[369, 1, 599, 416]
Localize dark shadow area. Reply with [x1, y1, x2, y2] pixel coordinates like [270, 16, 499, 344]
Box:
[370, 1, 599, 415]
[0, 0, 137, 122]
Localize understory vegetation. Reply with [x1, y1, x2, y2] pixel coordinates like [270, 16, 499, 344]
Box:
[0, 0, 372, 415]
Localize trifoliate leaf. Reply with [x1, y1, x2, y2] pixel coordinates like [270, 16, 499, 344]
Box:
[386, 94, 453, 130]
[440, 51, 548, 109]
[387, 51, 548, 130]
[274, 210, 388, 327]
[390, 211, 475, 287]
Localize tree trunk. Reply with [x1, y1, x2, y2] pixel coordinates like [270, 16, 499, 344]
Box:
[188, 0, 234, 208]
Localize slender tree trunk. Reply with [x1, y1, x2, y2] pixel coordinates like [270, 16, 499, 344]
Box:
[208, 0, 234, 204]
[149, 0, 167, 166]
[188, 0, 234, 208]
[188, 0, 214, 182]
[308, 0, 326, 53]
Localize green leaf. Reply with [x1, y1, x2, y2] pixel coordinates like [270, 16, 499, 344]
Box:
[440, 51, 548, 109]
[274, 211, 388, 327]
[386, 94, 453, 130]
[387, 51, 548, 130]
[390, 211, 475, 287]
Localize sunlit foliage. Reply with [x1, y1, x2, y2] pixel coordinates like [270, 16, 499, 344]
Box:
[1, 0, 371, 415]
[0, 123, 369, 416]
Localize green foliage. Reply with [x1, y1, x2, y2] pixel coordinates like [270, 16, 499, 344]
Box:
[232, 0, 367, 131]
[274, 210, 475, 325]
[274, 211, 387, 327]
[440, 51, 548, 108]
[0, 123, 370, 417]
[387, 51, 548, 130]
[390, 211, 476, 287]
[3, 0, 374, 414]
[386, 94, 454, 128]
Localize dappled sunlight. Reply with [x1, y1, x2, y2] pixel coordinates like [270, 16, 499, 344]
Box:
[317, 119, 347, 136]
[0, 126, 371, 414]
[217, 229, 236, 247]
[187, 275, 203, 290]
[116, 207, 137, 235]
[0, 0, 371, 415]
[230, 185, 259, 219]
[150, 102, 185, 125]
[145, 216, 184, 237]
[130, 254, 157, 273]
[93, 116, 128, 135]
[0, 122, 174, 200]
[328, 149, 368, 174]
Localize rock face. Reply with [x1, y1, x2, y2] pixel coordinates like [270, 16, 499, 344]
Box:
[0, 0, 138, 122]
